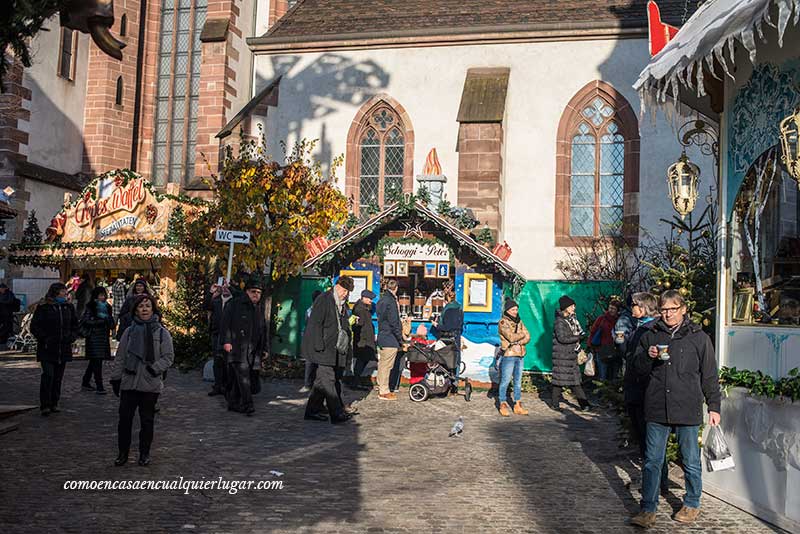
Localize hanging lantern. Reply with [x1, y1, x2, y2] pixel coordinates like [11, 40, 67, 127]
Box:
[666, 152, 700, 219]
[779, 107, 800, 185]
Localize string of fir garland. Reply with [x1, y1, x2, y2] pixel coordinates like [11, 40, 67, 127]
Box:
[60, 168, 207, 210]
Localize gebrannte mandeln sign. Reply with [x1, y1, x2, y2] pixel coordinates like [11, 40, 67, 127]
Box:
[56, 176, 174, 243]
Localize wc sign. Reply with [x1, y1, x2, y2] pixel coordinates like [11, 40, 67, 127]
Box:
[215, 228, 251, 282]
[215, 229, 251, 244]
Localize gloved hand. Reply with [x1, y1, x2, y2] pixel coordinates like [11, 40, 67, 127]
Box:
[110, 379, 121, 397]
[146, 365, 159, 377]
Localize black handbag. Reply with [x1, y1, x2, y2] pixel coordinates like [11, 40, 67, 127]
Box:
[250, 370, 262, 394]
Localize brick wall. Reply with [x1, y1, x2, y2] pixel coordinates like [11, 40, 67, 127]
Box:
[193, 0, 241, 183]
[457, 122, 503, 237]
[268, 0, 291, 27]
[82, 1, 140, 174]
[0, 56, 31, 246]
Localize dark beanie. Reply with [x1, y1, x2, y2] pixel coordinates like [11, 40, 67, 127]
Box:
[503, 299, 519, 313]
[361, 289, 376, 299]
[245, 277, 263, 291]
[559, 295, 576, 311]
[337, 276, 355, 292]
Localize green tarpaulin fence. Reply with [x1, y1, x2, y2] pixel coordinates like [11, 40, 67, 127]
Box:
[271, 277, 620, 374]
[270, 277, 328, 357]
[513, 280, 622, 373]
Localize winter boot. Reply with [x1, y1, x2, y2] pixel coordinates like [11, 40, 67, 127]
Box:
[499, 402, 511, 417]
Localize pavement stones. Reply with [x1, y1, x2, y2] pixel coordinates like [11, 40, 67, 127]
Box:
[0, 358, 784, 534]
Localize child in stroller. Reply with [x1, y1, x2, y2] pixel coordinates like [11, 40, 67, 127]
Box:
[405, 337, 472, 402]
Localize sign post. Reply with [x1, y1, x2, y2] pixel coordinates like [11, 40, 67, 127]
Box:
[215, 229, 251, 282]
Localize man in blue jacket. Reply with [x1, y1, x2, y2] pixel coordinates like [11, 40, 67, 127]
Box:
[376, 279, 403, 400]
[630, 290, 721, 529]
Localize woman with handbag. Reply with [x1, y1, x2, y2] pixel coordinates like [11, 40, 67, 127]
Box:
[551, 296, 591, 412]
[110, 294, 174, 466]
[80, 287, 116, 394]
[497, 299, 531, 417]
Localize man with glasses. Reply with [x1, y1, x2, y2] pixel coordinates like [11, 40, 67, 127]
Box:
[629, 290, 721, 529]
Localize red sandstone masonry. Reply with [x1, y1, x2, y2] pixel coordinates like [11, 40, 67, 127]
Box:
[457, 122, 503, 238]
[82, 1, 140, 176]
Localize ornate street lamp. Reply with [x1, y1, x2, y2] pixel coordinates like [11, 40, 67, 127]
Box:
[667, 152, 700, 219]
[780, 107, 800, 185]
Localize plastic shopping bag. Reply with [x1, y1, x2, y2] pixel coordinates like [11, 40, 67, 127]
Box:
[704, 425, 735, 472]
[583, 353, 596, 377]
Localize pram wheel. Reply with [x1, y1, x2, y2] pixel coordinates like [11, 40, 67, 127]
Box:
[464, 380, 472, 402]
[409, 383, 429, 402]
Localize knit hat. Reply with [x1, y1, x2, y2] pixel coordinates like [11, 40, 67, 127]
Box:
[503, 299, 519, 313]
[244, 277, 263, 291]
[337, 276, 355, 292]
[559, 295, 576, 311]
[361, 289, 376, 299]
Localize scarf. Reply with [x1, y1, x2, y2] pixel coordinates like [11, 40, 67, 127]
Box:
[503, 311, 521, 326]
[566, 313, 584, 351]
[125, 315, 159, 372]
[96, 301, 109, 318]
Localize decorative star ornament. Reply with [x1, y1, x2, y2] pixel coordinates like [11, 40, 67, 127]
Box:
[402, 221, 425, 239]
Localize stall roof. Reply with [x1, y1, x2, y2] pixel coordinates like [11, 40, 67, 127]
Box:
[304, 201, 526, 285]
[634, 0, 800, 115]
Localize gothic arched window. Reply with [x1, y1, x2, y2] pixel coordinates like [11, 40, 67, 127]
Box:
[346, 97, 414, 215]
[555, 81, 640, 245]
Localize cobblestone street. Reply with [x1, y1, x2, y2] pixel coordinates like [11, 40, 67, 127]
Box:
[0, 357, 784, 534]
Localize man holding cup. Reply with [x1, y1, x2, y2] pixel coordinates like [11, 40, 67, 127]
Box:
[629, 290, 721, 529]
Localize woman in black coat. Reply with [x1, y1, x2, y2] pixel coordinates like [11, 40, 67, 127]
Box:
[550, 295, 590, 411]
[31, 282, 79, 416]
[80, 286, 115, 394]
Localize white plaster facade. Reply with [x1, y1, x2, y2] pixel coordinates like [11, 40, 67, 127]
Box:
[23, 16, 91, 175]
[252, 37, 712, 280]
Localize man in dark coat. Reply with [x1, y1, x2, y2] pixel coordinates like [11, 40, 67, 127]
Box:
[221, 279, 265, 415]
[550, 295, 590, 411]
[302, 276, 354, 423]
[630, 290, 721, 529]
[31, 282, 79, 416]
[208, 284, 233, 396]
[376, 279, 403, 400]
[0, 283, 21, 345]
[349, 289, 376, 389]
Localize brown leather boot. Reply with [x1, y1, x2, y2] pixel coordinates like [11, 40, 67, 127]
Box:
[513, 401, 529, 415]
[674, 506, 700, 523]
[499, 402, 511, 417]
[630, 511, 656, 528]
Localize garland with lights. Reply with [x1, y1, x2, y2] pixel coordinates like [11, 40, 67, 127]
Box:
[58, 168, 207, 211]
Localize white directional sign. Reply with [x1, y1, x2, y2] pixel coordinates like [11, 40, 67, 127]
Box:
[215, 229, 251, 244]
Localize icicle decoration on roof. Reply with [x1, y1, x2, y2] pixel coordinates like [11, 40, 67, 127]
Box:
[634, 0, 800, 116]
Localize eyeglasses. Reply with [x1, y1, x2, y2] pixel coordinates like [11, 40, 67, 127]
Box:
[659, 306, 682, 314]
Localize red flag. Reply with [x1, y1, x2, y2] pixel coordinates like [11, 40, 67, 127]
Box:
[648, 0, 680, 57]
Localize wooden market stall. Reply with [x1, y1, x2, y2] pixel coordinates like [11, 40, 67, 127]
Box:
[300, 200, 526, 384]
[9, 170, 202, 305]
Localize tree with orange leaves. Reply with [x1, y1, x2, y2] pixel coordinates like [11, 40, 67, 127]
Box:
[187, 137, 348, 285]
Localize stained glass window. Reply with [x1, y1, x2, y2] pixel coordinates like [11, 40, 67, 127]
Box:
[569, 101, 625, 237]
[151, 0, 206, 185]
[357, 107, 407, 216]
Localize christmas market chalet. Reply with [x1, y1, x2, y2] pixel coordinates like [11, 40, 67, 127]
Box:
[8, 170, 201, 301]
[298, 191, 524, 385]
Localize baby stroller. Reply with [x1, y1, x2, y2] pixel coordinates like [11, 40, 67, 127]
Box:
[8, 311, 37, 353]
[405, 339, 472, 402]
